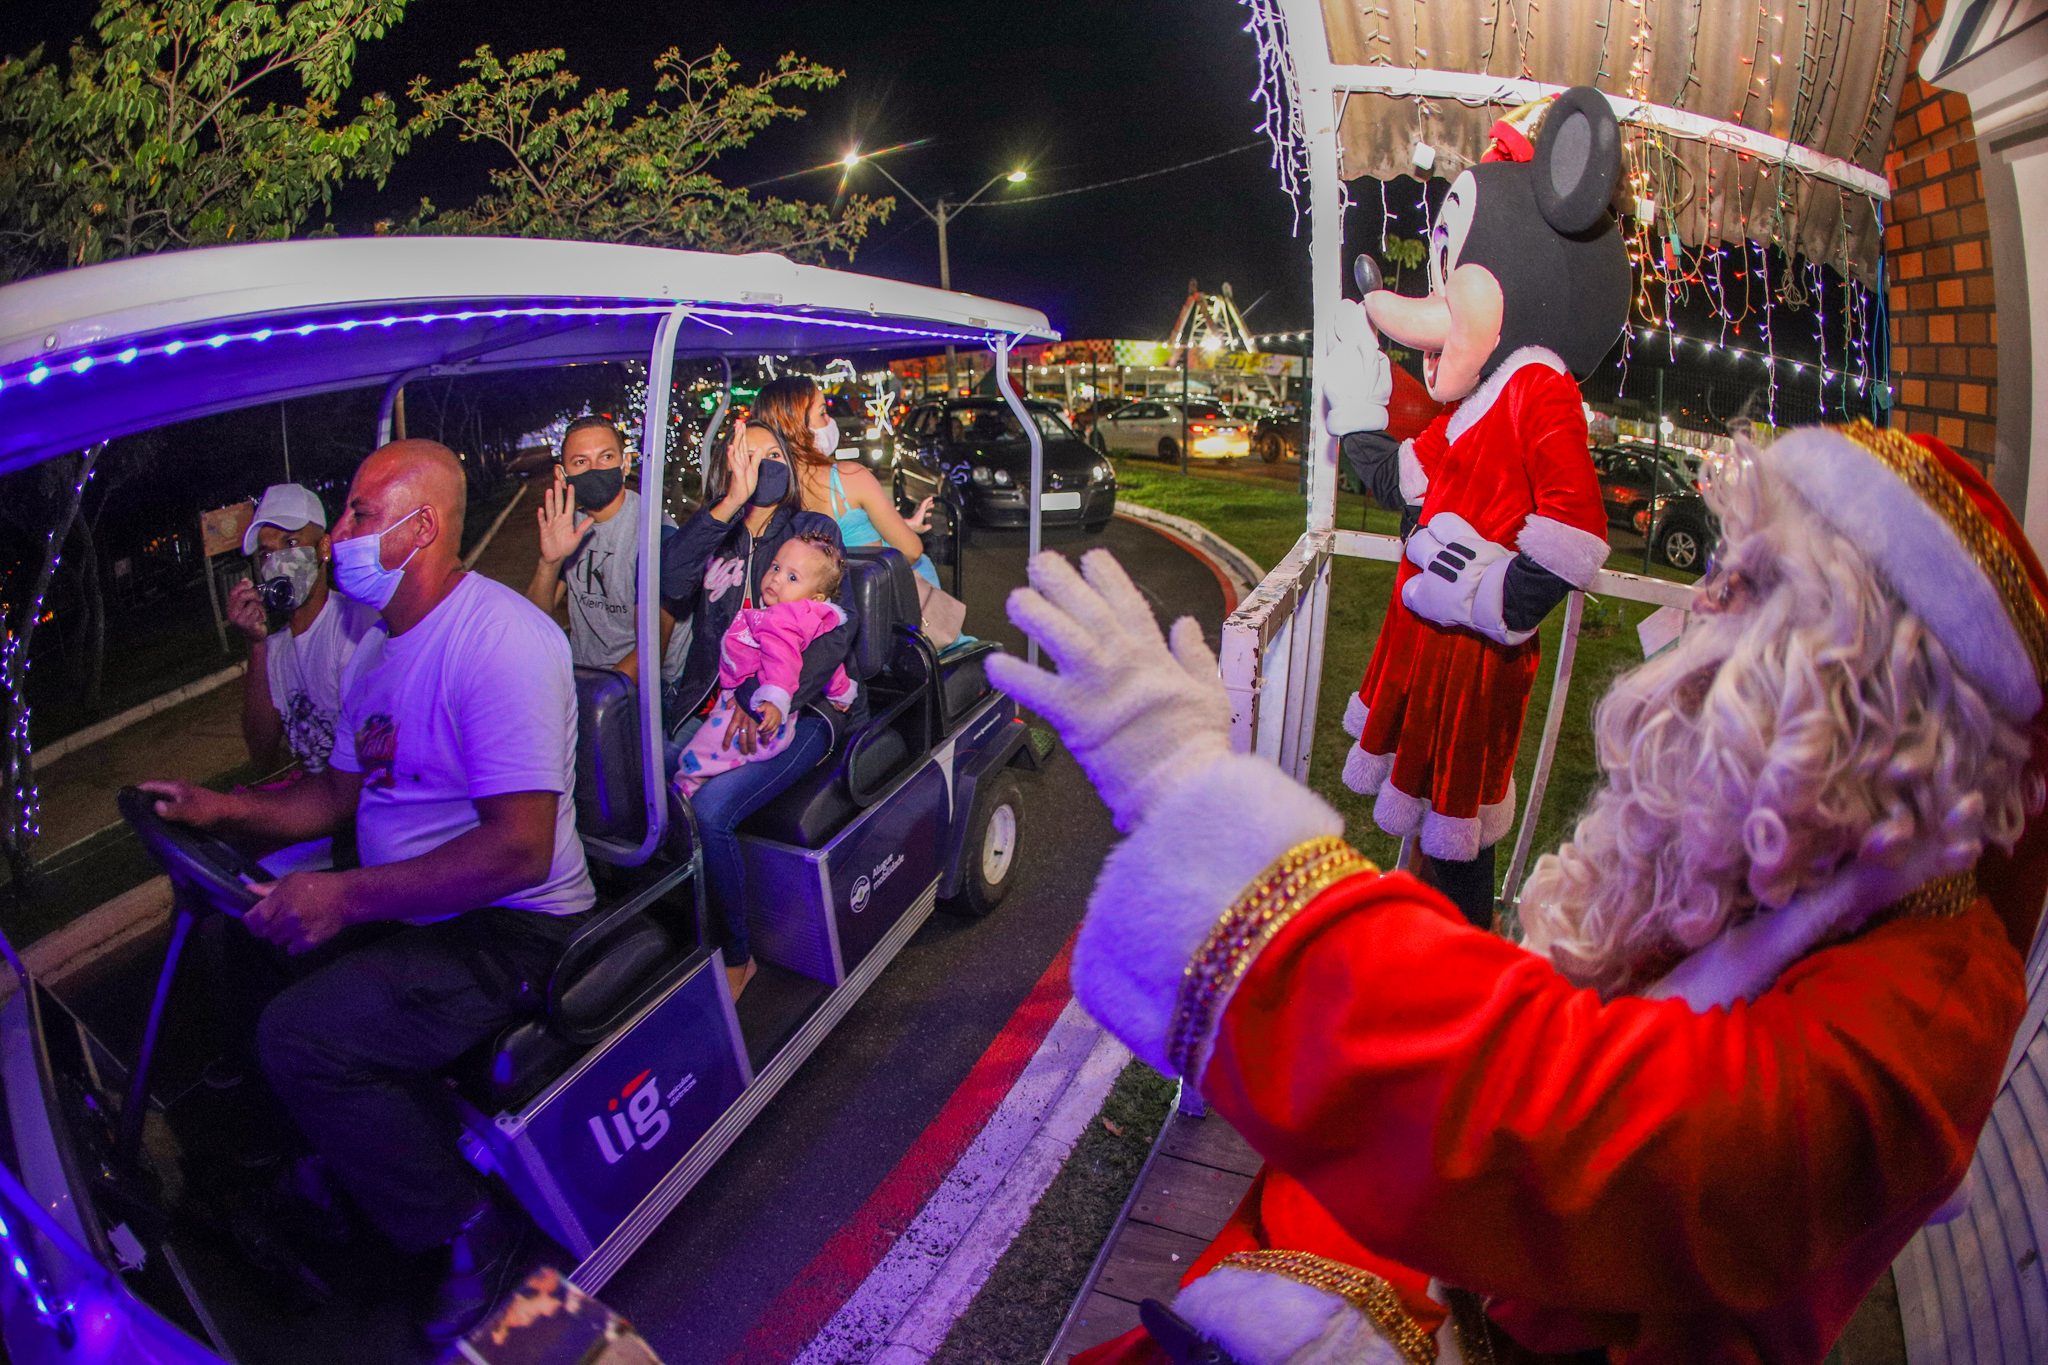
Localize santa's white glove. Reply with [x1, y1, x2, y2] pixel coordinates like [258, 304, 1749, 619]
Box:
[1645, 832, 1983, 1010]
[1400, 512, 1532, 646]
[986, 549, 1232, 834]
[1320, 299, 1393, 436]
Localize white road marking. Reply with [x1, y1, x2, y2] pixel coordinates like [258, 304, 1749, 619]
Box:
[795, 999, 1132, 1365]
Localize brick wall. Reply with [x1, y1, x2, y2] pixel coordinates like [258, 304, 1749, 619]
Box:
[1885, 0, 1999, 468]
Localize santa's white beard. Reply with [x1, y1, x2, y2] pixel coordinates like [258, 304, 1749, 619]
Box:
[1517, 467, 2030, 998]
[1518, 608, 1754, 995]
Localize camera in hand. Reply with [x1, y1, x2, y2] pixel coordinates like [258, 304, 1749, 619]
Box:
[257, 576, 298, 612]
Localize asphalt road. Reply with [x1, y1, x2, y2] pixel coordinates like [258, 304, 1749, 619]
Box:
[603, 513, 1227, 1365]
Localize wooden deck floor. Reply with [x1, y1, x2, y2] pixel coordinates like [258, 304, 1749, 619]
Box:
[1044, 1095, 1262, 1363]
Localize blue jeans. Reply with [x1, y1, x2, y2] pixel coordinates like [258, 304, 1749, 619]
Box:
[682, 714, 831, 967]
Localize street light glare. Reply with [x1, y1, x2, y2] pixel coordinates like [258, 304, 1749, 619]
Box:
[842, 151, 862, 168]
[1007, 170, 1028, 183]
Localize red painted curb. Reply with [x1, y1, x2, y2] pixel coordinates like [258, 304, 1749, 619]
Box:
[720, 927, 1080, 1365]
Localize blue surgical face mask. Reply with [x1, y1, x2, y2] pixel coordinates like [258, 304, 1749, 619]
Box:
[332, 507, 425, 609]
[751, 456, 791, 507]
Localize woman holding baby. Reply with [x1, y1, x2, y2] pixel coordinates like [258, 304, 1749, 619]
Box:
[660, 403, 865, 999]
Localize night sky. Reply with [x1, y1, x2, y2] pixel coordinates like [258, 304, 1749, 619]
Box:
[5, 0, 1315, 342]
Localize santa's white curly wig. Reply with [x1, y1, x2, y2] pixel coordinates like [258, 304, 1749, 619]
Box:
[1519, 440, 2039, 997]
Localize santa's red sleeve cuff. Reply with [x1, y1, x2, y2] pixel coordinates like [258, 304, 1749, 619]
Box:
[1072, 752, 1345, 1077]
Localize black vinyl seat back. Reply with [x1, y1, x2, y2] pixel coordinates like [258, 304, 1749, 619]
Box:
[844, 546, 918, 681]
[575, 667, 646, 845]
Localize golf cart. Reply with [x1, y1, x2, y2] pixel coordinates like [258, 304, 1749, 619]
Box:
[0, 236, 1064, 1363]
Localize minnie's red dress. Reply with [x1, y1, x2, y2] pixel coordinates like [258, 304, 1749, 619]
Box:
[1343, 349, 1609, 861]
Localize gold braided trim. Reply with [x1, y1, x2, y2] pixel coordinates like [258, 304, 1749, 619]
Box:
[1167, 837, 1376, 1080]
[1892, 868, 1980, 920]
[1833, 420, 2048, 690]
[1217, 1251, 1438, 1365]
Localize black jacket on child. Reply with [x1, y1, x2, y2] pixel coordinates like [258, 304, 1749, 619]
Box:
[660, 504, 868, 745]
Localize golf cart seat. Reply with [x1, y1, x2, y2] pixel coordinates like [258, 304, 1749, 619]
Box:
[459, 668, 685, 1111]
[463, 911, 678, 1112]
[741, 547, 923, 849]
[575, 666, 648, 846]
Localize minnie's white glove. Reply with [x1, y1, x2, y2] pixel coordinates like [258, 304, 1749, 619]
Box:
[986, 549, 1232, 834]
[1400, 512, 1531, 646]
[1320, 299, 1394, 437]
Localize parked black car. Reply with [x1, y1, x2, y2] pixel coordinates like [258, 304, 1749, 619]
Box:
[1591, 443, 1694, 529]
[1247, 402, 1304, 463]
[893, 397, 1117, 530]
[1635, 485, 1718, 572]
[825, 388, 892, 469]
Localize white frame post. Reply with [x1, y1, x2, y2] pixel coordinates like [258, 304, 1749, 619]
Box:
[992, 335, 1046, 666]
[616, 304, 691, 866]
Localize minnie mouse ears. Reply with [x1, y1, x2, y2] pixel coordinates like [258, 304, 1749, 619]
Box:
[1532, 87, 1621, 235]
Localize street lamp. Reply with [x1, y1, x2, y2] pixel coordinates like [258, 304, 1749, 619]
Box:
[844, 149, 1027, 395]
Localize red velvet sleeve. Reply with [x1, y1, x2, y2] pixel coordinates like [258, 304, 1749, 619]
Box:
[1411, 412, 1450, 485]
[1200, 868, 2024, 1315]
[1511, 367, 1607, 539]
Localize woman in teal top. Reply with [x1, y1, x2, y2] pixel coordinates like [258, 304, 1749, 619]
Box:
[754, 376, 944, 587]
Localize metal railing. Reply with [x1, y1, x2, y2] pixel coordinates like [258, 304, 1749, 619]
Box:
[1220, 528, 1696, 912]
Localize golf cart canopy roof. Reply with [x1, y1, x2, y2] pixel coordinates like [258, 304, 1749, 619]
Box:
[0, 236, 1058, 476]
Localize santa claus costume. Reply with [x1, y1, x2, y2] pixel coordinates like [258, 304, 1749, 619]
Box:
[987, 422, 2048, 1365]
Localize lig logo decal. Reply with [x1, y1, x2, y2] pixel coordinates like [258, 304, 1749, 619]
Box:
[587, 1069, 698, 1165]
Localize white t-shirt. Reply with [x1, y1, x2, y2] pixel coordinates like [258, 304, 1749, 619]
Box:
[331, 574, 596, 920]
[264, 594, 378, 772]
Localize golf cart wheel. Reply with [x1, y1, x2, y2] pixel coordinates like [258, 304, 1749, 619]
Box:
[1256, 432, 1282, 463]
[1657, 524, 1705, 572]
[946, 771, 1024, 918]
[1157, 437, 1181, 462]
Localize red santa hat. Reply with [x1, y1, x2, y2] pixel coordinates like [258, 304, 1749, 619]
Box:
[1759, 420, 2048, 952]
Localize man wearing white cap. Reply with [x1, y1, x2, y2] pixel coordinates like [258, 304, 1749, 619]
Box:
[228, 483, 376, 870]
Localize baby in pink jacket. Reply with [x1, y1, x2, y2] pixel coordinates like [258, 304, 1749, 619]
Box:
[674, 534, 858, 797]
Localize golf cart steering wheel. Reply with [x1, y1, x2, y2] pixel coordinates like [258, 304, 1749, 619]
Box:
[116, 786, 267, 916]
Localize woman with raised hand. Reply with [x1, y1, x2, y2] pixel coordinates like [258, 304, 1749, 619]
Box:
[659, 416, 863, 999]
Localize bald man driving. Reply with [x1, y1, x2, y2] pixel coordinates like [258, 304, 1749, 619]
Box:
[143, 440, 595, 1343]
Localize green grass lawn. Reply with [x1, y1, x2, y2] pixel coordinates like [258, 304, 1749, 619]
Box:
[1111, 457, 1699, 905]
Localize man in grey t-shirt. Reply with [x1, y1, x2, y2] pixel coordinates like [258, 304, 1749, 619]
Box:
[525, 415, 689, 686]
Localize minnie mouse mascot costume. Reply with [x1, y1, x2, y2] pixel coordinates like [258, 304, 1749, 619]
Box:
[1328, 87, 1630, 926]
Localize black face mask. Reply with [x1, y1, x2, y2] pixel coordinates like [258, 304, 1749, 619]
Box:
[565, 465, 625, 511]
[750, 458, 791, 507]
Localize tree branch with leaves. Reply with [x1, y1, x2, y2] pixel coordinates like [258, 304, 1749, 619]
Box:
[0, 0, 411, 280]
[400, 45, 891, 262]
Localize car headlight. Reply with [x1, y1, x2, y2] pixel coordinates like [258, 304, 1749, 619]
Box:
[993, 469, 1015, 488]
[1090, 461, 1112, 484]
[971, 465, 993, 486]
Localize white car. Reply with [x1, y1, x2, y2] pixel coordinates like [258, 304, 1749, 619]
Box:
[1093, 398, 1250, 461]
